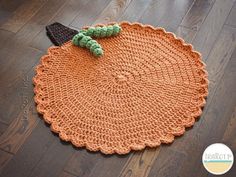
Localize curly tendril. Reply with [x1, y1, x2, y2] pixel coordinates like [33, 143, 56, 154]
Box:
[72, 24, 122, 57]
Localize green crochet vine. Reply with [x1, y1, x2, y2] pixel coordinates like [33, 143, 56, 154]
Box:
[72, 24, 122, 57]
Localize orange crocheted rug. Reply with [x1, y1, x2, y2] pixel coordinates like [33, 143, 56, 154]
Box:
[33, 22, 208, 154]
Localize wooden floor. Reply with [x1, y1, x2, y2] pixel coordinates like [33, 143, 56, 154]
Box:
[0, 0, 236, 176]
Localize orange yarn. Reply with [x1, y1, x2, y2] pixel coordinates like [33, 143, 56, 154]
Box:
[33, 22, 208, 154]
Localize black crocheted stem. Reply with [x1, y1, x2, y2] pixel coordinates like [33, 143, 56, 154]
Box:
[46, 22, 78, 46]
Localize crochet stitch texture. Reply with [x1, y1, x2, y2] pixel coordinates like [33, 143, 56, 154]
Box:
[33, 22, 208, 154]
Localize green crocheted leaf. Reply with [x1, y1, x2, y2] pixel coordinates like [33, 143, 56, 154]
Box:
[72, 24, 122, 57]
[79, 35, 92, 47]
[106, 25, 113, 37]
[94, 27, 102, 38]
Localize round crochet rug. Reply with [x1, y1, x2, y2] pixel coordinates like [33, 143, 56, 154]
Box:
[33, 22, 208, 154]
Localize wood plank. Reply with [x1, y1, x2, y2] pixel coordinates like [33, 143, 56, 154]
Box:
[0, 0, 26, 12]
[119, 148, 160, 177]
[206, 25, 236, 90]
[0, 122, 8, 136]
[28, 139, 74, 177]
[0, 120, 56, 177]
[64, 149, 130, 177]
[60, 171, 77, 177]
[222, 107, 236, 150]
[1, 0, 67, 49]
[0, 99, 39, 154]
[64, 150, 102, 177]
[220, 108, 236, 177]
[147, 148, 187, 177]
[14, 0, 66, 44]
[93, 0, 133, 24]
[0, 9, 11, 26]
[70, 0, 111, 29]
[87, 154, 130, 177]
[0, 48, 42, 124]
[0, 150, 12, 174]
[52, 0, 89, 25]
[225, 2, 236, 27]
[0, 29, 14, 48]
[192, 0, 235, 60]
[140, 0, 195, 32]
[0, 0, 67, 124]
[0, 0, 47, 33]
[118, 0, 152, 22]
[181, 0, 215, 30]
[175, 26, 197, 43]
[29, 0, 89, 52]
[0, 0, 32, 26]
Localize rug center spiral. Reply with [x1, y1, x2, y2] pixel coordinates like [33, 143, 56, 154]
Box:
[116, 74, 127, 83]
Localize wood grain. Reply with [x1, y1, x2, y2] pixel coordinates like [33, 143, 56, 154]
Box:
[93, 0, 133, 24]
[206, 25, 236, 90]
[181, 0, 215, 30]
[60, 171, 77, 177]
[0, 120, 56, 177]
[28, 139, 74, 177]
[221, 107, 236, 177]
[30, 0, 89, 51]
[64, 150, 103, 177]
[223, 107, 236, 149]
[175, 26, 197, 43]
[0, 0, 26, 26]
[118, 0, 153, 22]
[140, 0, 195, 32]
[70, 0, 111, 29]
[119, 148, 160, 177]
[148, 148, 187, 177]
[0, 48, 42, 124]
[0, 0, 47, 33]
[0, 99, 39, 153]
[87, 154, 130, 177]
[0, 29, 13, 48]
[192, 0, 235, 60]
[225, 2, 236, 27]
[0, 122, 8, 136]
[0, 150, 12, 174]
[11, 0, 67, 46]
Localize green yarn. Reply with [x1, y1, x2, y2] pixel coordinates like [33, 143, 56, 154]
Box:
[86, 27, 95, 36]
[113, 24, 121, 35]
[84, 24, 121, 38]
[100, 26, 107, 37]
[90, 43, 100, 52]
[93, 26, 102, 38]
[85, 39, 96, 49]
[72, 33, 84, 46]
[93, 47, 103, 57]
[106, 25, 114, 37]
[72, 24, 122, 57]
[79, 36, 92, 47]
